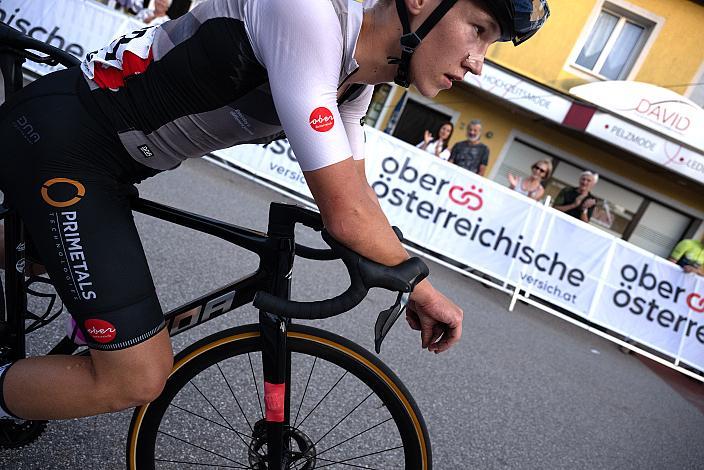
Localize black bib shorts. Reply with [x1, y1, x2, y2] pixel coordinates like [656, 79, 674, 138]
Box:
[0, 68, 164, 350]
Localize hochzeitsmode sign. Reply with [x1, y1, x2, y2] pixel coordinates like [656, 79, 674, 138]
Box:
[211, 128, 704, 373]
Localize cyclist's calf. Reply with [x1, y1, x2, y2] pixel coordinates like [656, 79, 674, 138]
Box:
[2, 328, 173, 420]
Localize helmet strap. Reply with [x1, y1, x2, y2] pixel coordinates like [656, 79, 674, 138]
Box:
[388, 0, 459, 88]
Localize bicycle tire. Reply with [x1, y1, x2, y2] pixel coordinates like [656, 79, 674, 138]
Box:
[127, 323, 431, 469]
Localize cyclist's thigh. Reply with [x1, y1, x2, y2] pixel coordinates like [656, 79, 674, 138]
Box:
[0, 68, 165, 351]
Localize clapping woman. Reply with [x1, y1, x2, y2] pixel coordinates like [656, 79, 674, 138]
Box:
[417, 122, 454, 160]
[507, 159, 552, 201]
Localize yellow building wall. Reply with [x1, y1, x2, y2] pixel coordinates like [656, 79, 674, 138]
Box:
[487, 0, 704, 95]
[378, 85, 704, 212]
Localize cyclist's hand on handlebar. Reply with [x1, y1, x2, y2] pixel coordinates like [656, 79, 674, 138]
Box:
[405, 284, 463, 354]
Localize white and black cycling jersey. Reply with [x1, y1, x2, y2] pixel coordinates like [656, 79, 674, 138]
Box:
[80, 0, 372, 171]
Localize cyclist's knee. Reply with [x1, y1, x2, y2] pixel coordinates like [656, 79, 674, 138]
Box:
[91, 331, 173, 411]
[98, 356, 172, 411]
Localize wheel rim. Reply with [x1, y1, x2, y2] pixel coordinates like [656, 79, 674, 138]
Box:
[130, 328, 427, 469]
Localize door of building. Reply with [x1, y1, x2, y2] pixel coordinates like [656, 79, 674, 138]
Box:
[391, 99, 452, 146]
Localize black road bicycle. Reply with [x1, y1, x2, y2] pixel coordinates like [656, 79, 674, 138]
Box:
[0, 24, 432, 469]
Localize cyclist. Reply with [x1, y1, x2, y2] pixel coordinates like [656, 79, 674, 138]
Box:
[0, 0, 549, 421]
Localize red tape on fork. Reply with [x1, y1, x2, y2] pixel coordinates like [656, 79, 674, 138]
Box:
[264, 382, 286, 422]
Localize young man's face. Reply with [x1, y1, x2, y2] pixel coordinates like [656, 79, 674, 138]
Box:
[409, 0, 501, 97]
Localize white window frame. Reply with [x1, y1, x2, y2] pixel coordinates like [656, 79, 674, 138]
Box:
[565, 0, 663, 82]
[685, 61, 704, 108]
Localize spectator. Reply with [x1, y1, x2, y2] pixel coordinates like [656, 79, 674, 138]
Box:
[668, 235, 704, 276]
[135, 0, 172, 25]
[553, 170, 598, 223]
[416, 122, 453, 160]
[507, 159, 552, 201]
[448, 119, 489, 176]
[107, 0, 144, 13]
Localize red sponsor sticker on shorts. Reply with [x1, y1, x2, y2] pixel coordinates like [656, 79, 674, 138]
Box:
[309, 107, 334, 132]
[84, 319, 117, 343]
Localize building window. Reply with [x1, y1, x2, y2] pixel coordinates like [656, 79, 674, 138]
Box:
[687, 62, 704, 108]
[574, 6, 653, 80]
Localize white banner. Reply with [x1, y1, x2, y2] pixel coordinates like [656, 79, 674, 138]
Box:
[1, 0, 143, 75]
[591, 242, 704, 371]
[212, 129, 704, 372]
[213, 140, 313, 198]
[510, 210, 613, 315]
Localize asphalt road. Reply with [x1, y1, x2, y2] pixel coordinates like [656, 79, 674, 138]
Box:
[1, 158, 703, 470]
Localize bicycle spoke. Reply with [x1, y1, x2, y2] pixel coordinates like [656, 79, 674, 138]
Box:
[291, 355, 318, 460]
[292, 356, 317, 428]
[313, 445, 405, 469]
[154, 457, 251, 469]
[315, 417, 393, 458]
[312, 391, 373, 447]
[156, 430, 248, 467]
[248, 352, 264, 420]
[217, 363, 254, 433]
[169, 403, 253, 442]
[190, 381, 248, 449]
[297, 370, 348, 428]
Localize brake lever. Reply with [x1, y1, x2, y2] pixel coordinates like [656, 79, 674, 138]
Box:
[374, 291, 410, 354]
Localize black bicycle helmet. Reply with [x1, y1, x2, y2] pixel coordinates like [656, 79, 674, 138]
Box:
[390, 0, 551, 87]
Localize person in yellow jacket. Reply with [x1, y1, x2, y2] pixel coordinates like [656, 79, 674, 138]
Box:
[668, 236, 704, 276]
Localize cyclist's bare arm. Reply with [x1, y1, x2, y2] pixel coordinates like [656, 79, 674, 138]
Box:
[305, 158, 463, 353]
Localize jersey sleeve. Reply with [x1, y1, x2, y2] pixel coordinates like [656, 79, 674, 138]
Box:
[246, 0, 354, 172]
[339, 85, 372, 160]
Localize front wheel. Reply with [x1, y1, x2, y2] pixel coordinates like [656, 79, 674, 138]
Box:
[127, 323, 431, 469]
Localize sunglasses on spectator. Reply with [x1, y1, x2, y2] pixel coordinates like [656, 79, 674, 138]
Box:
[532, 165, 547, 174]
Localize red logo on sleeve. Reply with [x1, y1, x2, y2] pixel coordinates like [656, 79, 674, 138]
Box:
[309, 107, 334, 132]
[84, 319, 117, 343]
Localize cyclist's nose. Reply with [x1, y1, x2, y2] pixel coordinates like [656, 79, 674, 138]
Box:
[464, 53, 485, 76]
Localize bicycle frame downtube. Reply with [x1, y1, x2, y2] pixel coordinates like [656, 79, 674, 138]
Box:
[164, 270, 267, 337]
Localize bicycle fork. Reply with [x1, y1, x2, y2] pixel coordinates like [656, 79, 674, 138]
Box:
[259, 213, 296, 469]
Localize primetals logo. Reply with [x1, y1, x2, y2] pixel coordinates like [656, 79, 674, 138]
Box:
[41, 178, 85, 208]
